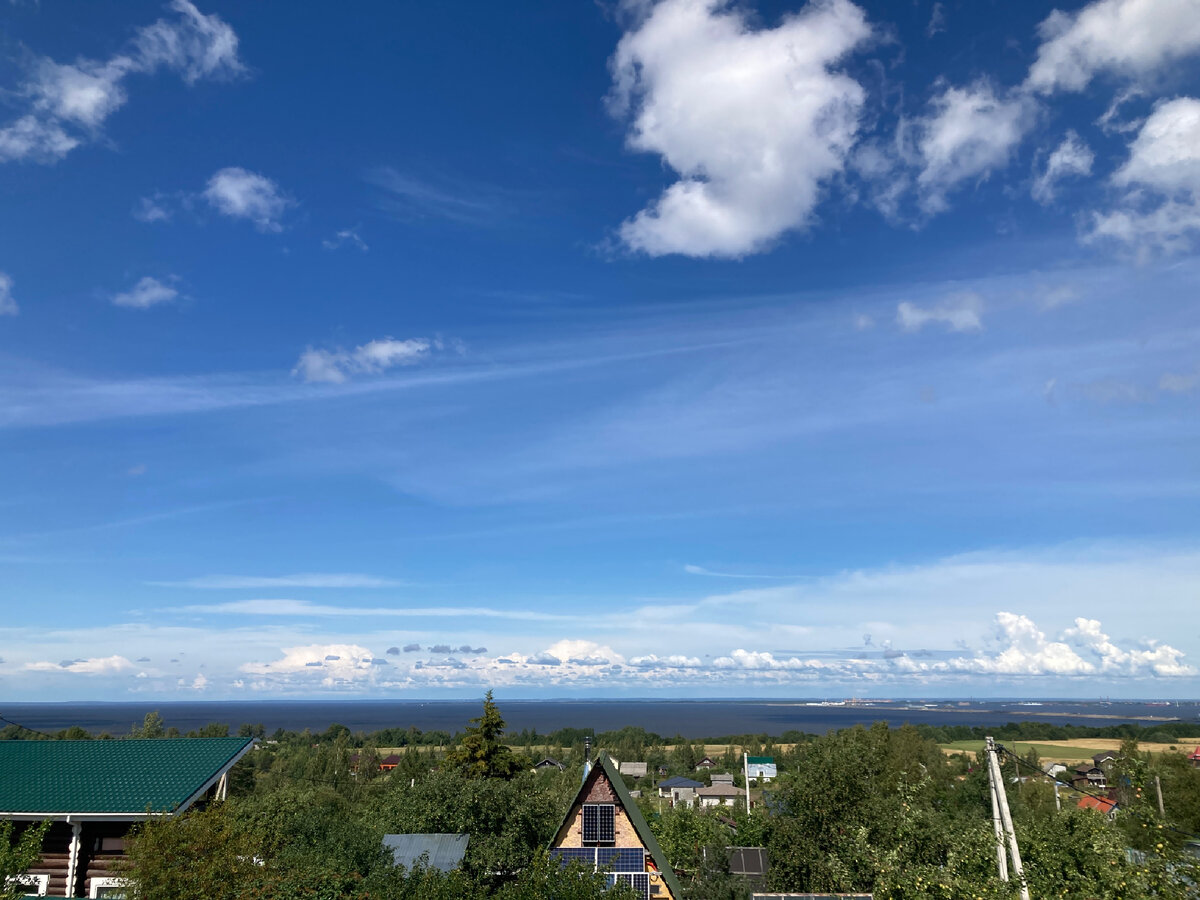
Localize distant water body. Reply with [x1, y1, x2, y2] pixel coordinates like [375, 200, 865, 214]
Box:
[3, 699, 1198, 738]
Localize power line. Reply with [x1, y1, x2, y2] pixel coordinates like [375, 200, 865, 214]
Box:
[0, 714, 59, 739]
[995, 744, 1200, 842]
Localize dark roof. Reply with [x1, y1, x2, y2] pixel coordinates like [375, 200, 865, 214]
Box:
[746, 756, 775, 765]
[533, 757, 565, 769]
[383, 833, 469, 871]
[380, 754, 402, 766]
[550, 754, 683, 900]
[0, 738, 253, 815]
[659, 776, 703, 789]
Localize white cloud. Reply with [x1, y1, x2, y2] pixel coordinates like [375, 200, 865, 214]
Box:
[949, 613, 1093, 675]
[322, 228, 369, 251]
[25, 655, 134, 675]
[133, 0, 244, 83]
[896, 291, 984, 333]
[0, 115, 79, 164]
[608, 0, 872, 257]
[1159, 369, 1200, 393]
[1063, 617, 1194, 676]
[203, 167, 291, 231]
[133, 194, 174, 223]
[1027, 0, 1200, 94]
[153, 573, 404, 589]
[29, 58, 131, 129]
[0, 272, 16, 316]
[1032, 131, 1094, 204]
[242, 643, 382, 687]
[0, 1, 243, 165]
[172, 598, 581, 622]
[913, 80, 1032, 214]
[1088, 97, 1200, 253]
[292, 337, 434, 384]
[112, 276, 178, 309]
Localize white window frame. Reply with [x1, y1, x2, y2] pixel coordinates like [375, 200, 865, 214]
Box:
[89, 876, 129, 898]
[5, 873, 49, 896]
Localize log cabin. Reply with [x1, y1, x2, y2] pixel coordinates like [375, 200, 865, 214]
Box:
[1, 737, 254, 898]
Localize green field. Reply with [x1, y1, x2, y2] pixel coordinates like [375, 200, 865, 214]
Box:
[938, 740, 1109, 763]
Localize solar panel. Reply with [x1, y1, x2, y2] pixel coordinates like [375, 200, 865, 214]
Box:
[607, 873, 650, 899]
[611, 848, 644, 872]
[581, 803, 615, 843]
[551, 848, 596, 868]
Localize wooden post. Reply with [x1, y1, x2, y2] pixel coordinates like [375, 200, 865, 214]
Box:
[1154, 775, 1165, 818]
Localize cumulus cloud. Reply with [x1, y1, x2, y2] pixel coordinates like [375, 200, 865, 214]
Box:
[1032, 131, 1095, 204]
[0, 272, 17, 316]
[1088, 97, 1200, 254]
[608, 0, 872, 257]
[203, 167, 291, 231]
[112, 276, 178, 309]
[429, 644, 453, 654]
[241, 643, 384, 687]
[948, 613, 1093, 675]
[402, 643, 421, 652]
[292, 337, 435, 384]
[0, 1, 242, 165]
[1026, 0, 1200, 94]
[912, 80, 1032, 214]
[896, 292, 984, 333]
[527, 653, 562, 666]
[25, 655, 134, 674]
[1064, 617, 1193, 676]
[386, 646, 401, 655]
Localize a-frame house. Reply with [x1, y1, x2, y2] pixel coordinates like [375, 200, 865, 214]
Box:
[548, 753, 683, 900]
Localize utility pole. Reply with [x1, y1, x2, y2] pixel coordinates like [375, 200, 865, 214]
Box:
[743, 752, 751, 815]
[986, 737, 1031, 900]
[1154, 775, 1165, 818]
[986, 745, 1009, 881]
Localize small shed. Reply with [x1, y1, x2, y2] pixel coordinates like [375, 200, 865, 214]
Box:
[383, 833, 470, 872]
[697, 783, 745, 808]
[711, 773, 735, 785]
[657, 776, 703, 798]
[533, 757, 566, 772]
[746, 757, 777, 781]
[619, 761, 648, 778]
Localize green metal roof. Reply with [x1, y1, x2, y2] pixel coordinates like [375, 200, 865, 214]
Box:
[746, 756, 774, 764]
[550, 754, 684, 900]
[0, 738, 253, 815]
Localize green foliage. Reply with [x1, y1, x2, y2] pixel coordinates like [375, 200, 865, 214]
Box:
[444, 691, 529, 780]
[0, 820, 50, 900]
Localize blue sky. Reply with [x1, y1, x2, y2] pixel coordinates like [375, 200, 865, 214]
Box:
[3, 0, 1200, 700]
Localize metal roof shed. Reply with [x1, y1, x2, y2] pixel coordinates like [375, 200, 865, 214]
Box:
[383, 833, 470, 872]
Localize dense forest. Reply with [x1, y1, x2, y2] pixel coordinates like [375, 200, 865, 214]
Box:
[3, 698, 1200, 899]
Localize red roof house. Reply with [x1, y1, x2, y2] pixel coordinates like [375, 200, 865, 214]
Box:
[1078, 795, 1119, 819]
